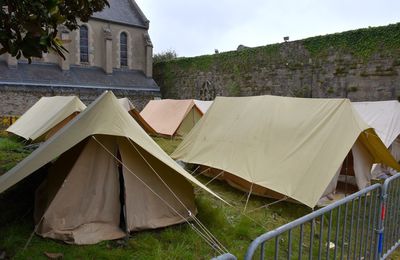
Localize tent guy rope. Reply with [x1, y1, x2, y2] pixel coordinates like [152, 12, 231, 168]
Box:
[243, 183, 254, 213]
[246, 196, 289, 213]
[194, 167, 212, 178]
[203, 170, 225, 187]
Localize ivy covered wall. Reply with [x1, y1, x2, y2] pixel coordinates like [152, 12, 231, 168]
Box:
[153, 23, 400, 101]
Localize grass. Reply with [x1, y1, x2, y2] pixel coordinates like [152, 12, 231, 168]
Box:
[0, 182, 310, 259]
[1, 135, 399, 259]
[0, 135, 31, 174]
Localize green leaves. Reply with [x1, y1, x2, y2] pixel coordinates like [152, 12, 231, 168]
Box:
[0, 0, 109, 61]
[303, 23, 400, 59]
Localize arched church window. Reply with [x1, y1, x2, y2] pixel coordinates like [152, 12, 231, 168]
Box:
[120, 32, 128, 67]
[80, 25, 89, 63]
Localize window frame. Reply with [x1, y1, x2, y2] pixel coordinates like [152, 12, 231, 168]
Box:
[80, 25, 89, 63]
[120, 32, 128, 67]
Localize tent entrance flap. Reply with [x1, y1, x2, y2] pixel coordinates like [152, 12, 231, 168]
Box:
[117, 151, 128, 235]
[118, 138, 197, 231]
[335, 138, 374, 195]
[337, 151, 358, 195]
[320, 138, 375, 206]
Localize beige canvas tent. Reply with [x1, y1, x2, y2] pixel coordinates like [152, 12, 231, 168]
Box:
[0, 91, 224, 245]
[140, 99, 203, 137]
[353, 100, 400, 177]
[118, 97, 156, 135]
[7, 96, 86, 142]
[172, 95, 400, 208]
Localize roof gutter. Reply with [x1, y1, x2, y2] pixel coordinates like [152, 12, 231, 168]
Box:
[0, 81, 160, 92]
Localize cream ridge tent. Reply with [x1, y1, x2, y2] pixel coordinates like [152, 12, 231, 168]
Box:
[118, 97, 156, 135]
[353, 100, 400, 177]
[140, 99, 203, 137]
[0, 91, 224, 245]
[172, 95, 400, 208]
[7, 96, 86, 142]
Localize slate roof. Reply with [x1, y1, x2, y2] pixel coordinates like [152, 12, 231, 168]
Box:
[0, 61, 159, 92]
[91, 0, 149, 28]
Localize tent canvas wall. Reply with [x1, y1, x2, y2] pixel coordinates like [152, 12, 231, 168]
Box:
[118, 98, 156, 135]
[353, 100, 400, 177]
[7, 96, 86, 142]
[0, 91, 224, 245]
[172, 95, 400, 208]
[140, 99, 203, 137]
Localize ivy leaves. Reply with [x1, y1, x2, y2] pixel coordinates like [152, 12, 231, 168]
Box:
[0, 0, 109, 62]
[303, 23, 400, 59]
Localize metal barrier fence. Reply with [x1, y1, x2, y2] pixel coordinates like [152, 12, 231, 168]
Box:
[380, 174, 400, 259]
[244, 178, 400, 260]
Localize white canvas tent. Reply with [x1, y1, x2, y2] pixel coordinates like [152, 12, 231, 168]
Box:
[194, 100, 213, 114]
[118, 97, 156, 134]
[140, 99, 203, 137]
[7, 96, 86, 142]
[353, 100, 400, 177]
[118, 97, 136, 112]
[0, 91, 224, 245]
[172, 95, 400, 208]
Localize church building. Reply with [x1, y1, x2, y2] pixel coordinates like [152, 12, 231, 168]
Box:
[0, 0, 159, 116]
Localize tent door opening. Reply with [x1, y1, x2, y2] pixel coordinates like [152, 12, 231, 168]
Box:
[337, 151, 358, 195]
[117, 150, 129, 236]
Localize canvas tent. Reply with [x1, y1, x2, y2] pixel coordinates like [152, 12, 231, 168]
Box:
[353, 100, 400, 177]
[0, 91, 224, 245]
[140, 99, 203, 137]
[194, 100, 213, 114]
[7, 96, 86, 142]
[118, 97, 156, 134]
[172, 95, 400, 208]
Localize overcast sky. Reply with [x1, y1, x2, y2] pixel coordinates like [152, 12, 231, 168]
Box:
[135, 0, 400, 58]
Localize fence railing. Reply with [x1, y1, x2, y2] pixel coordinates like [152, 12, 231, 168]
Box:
[380, 174, 400, 259]
[244, 176, 400, 260]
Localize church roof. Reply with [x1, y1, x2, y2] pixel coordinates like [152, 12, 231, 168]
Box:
[91, 0, 149, 28]
[0, 61, 159, 92]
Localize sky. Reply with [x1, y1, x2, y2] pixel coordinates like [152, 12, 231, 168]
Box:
[135, 0, 400, 58]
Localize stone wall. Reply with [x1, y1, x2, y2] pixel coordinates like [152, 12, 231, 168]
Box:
[0, 85, 159, 116]
[154, 23, 400, 101]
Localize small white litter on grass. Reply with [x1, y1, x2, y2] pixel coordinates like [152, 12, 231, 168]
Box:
[326, 242, 335, 249]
